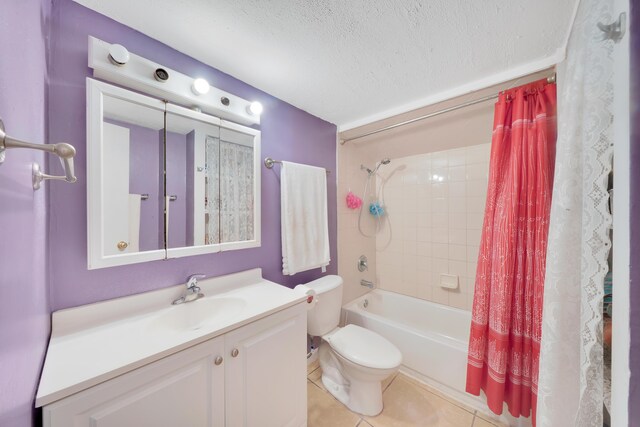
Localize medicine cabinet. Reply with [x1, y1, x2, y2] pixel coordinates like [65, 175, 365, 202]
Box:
[87, 79, 261, 269]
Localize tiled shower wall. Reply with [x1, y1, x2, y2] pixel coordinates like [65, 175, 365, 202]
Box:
[337, 143, 380, 304]
[375, 143, 490, 310]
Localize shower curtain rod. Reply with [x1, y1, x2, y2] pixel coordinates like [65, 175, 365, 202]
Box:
[340, 74, 556, 145]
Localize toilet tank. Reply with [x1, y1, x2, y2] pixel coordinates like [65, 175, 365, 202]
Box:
[305, 275, 343, 337]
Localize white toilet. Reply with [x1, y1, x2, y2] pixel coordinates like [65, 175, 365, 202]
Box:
[304, 275, 402, 416]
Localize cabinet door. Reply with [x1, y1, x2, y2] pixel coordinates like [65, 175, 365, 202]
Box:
[44, 337, 225, 427]
[225, 305, 307, 427]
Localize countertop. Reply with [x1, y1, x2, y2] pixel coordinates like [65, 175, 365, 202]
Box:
[36, 268, 309, 407]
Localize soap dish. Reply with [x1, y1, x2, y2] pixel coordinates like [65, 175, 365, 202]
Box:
[439, 273, 459, 290]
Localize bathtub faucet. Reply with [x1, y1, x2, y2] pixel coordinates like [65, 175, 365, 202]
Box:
[360, 279, 375, 289]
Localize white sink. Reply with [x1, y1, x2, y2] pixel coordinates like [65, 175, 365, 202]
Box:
[147, 297, 247, 334]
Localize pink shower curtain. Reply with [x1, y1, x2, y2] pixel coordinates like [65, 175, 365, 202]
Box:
[466, 79, 557, 425]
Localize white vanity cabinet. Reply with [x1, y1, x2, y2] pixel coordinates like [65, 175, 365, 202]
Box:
[42, 304, 307, 427]
[225, 304, 307, 427]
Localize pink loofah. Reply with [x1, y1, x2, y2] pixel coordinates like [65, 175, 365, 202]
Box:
[346, 191, 362, 209]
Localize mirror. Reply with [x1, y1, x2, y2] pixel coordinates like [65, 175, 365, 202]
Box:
[87, 79, 261, 269]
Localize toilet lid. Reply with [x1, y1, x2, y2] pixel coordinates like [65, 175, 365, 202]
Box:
[324, 324, 402, 369]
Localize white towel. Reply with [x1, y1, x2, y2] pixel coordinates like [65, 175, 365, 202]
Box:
[128, 194, 141, 252]
[281, 161, 330, 275]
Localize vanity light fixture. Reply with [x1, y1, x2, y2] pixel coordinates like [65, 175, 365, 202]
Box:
[107, 44, 130, 66]
[89, 37, 260, 125]
[248, 101, 263, 116]
[191, 78, 210, 95]
[154, 68, 170, 82]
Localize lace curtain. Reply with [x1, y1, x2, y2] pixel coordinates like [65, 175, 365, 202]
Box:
[205, 135, 254, 245]
[205, 136, 220, 245]
[536, 0, 614, 424]
[219, 140, 254, 243]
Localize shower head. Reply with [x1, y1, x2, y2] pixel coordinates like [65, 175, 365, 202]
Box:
[371, 158, 391, 174]
[361, 158, 391, 176]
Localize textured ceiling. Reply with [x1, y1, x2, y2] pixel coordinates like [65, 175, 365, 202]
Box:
[73, 0, 577, 128]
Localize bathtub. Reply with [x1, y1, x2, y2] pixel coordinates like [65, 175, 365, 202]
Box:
[343, 289, 481, 408]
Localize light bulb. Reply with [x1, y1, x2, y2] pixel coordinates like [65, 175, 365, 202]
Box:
[108, 44, 130, 66]
[191, 78, 210, 95]
[248, 101, 263, 116]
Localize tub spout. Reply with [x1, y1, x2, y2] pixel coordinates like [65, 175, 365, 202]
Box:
[360, 279, 375, 289]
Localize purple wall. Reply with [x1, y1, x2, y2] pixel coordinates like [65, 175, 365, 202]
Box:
[629, 0, 640, 422]
[0, 1, 51, 426]
[47, 0, 337, 311]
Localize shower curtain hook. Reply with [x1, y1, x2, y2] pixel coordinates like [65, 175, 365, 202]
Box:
[597, 12, 626, 43]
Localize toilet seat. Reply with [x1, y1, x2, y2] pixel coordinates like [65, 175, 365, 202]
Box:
[324, 324, 402, 370]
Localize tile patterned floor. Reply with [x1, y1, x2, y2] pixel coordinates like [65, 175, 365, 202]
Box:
[307, 361, 507, 427]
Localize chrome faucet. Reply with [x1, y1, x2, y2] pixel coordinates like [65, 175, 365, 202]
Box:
[172, 274, 206, 305]
[360, 279, 375, 289]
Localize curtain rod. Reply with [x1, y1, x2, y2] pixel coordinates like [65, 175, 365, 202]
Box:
[340, 74, 556, 145]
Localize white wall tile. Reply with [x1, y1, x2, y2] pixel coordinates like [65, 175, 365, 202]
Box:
[432, 151, 448, 168]
[403, 240, 418, 255]
[467, 228, 482, 246]
[432, 198, 448, 213]
[416, 183, 431, 197]
[416, 196, 431, 213]
[467, 212, 484, 229]
[432, 182, 448, 198]
[468, 196, 486, 213]
[432, 242, 449, 259]
[402, 226, 418, 241]
[432, 213, 449, 229]
[448, 165, 466, 182]
[432, 261, 449, 279]
[417, 284, 433, 301]
[431, 168, 447, 183]
[417, 255, 432, 272]
[458, 277, 471, 294]
[466, 163, 488, 181]
[402, 212, 418, 228]
[447, 148, 466, 166]
[432, 227, 449, 244]
[466, 245, 480, 263]
[449, 181, 466, 198]
[417, 227, 432, 242]
[431, 286, 449, 305]
[403, 196, 418, 213]
[450, 213, 467, 229]
[448, 290, 469, 310]
[448, 197, 467, 213]
[448, 260, 467, 278]
[449, 228, 467, 245]
[401, 184, 419, 199]
[467, 261, 478, 278]
[466, 179, 488, 196]
[417, 211, 431, 227]
[448, 244, 467, 262]
[417, 242, 432, 257]
[346, 144, 491, 312]
[402, 171, 418, 185]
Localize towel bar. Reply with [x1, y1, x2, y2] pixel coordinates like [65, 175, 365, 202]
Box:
[264, 157, 330, 174]
[0, 118, 77, 190]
